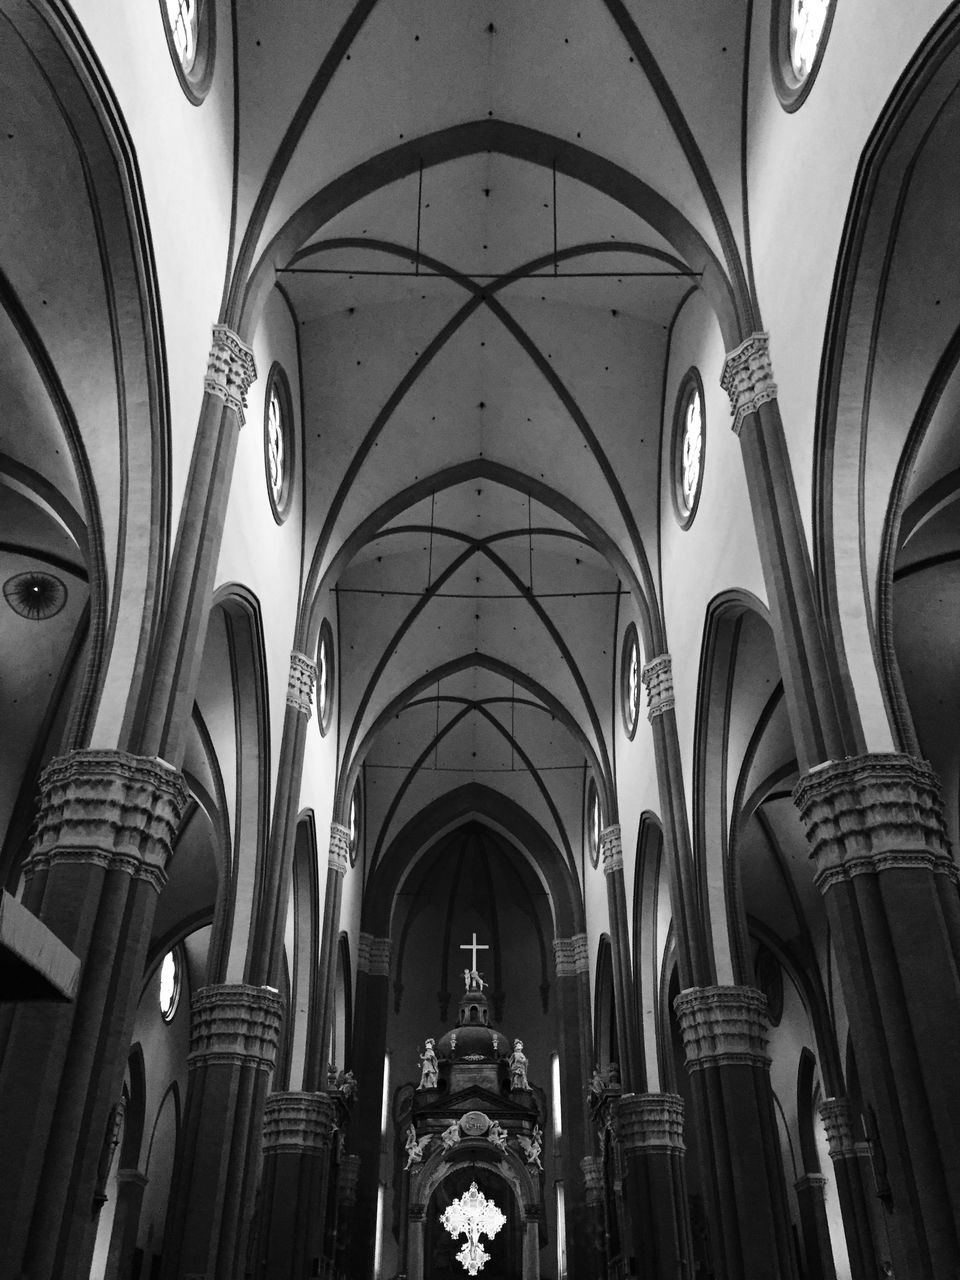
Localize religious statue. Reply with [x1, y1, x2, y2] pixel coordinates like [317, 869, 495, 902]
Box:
[441, 1119, 462, 1151]
[518, 1123, 543, 1170]
[463, 967, 486, 993]
[404, 1123, 432, 1170]
[588, 1065, 605, 1110]
[509, 1039, 530, 1091]
[417, 1038, 439, 1090]
[336, 1068, 358, 1105]
[487, 1119, 508, 1152]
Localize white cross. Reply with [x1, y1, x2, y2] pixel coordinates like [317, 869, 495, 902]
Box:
[459, 932, 489, 972]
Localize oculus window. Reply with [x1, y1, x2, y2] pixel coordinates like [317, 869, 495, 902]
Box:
[772, 0, 834, 109]
[672, 369, 705, 529]
[161, 0, 215, 104]
[264, 364, 294, 524]
[4, 571, 66, 621]
[621, 623, 640, 739]
[587, 778, 601, 869]
[317, 619, 334, 736]
[348, 782, 362, 868]
[158, 948, 182, 1022]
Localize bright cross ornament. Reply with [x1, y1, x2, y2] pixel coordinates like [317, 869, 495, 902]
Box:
[441, 1182, 506, 1276]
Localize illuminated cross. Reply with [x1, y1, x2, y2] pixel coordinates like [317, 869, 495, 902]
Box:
[441, 1182, 506, 1276]
[459, 932, 489, 973]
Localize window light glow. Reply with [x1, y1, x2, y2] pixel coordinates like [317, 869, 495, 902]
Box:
[380, 1052, 391, 1136]
[790, 0, 830, 80]
[556, 1182, 567, 1280]
[165, 0, 197, 69]
[552, 1052, 562, 1141]
[374, 1183, 385, 1279]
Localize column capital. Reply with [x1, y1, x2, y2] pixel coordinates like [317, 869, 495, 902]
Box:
[204, 324, 257, 425]
[794, 1172, 828, 1194]
[116, 1168, 149, 1190]
[580, 1155, 604, 1205]
[24, 749, 188, 893]
[338, 1152, 361, 1207]
[600, 824, 623, 876]
[188, 983, 284, 1073]
[793, 753, 956, 892]
[617, 1092, 685, 1154]
[641, 653, 675, 720]
[286, 650, 318, 717]
[408, 1205, 426, 1222]
[720, 331, 778, 436]
[357, 932, 391, 976]
[262, 1090, 337, 1154]
[673, 985, 770, 1071]
[819, 1097, 859, 1160]
[328, 822, 351, 875]
[553, 933, 589, 976]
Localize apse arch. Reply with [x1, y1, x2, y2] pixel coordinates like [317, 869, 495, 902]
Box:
[336, 652, 614, 825]
[363, 784, 585, 941]
[237, 120, 745, 345]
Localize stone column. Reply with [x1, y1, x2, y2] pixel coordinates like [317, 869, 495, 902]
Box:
[0, 750, 188, 1280]
[818, 1097, 881, 1280]
[310, 822, 351, 1084]
[553, 935, 594, 1279]
[795, 754, 960, 1276]
[642, 655, 711, 987]
[522, 1206, 541, 1280]
[252, 1091, 338, 1279]
[104, 1168, 149, 1280]
[720, 333, 851, 769]
[794, 1173, 837, 1280]
[617, 1092, 694, 1279]
[599, 825, 643, 1091]
[581, 1155, 607, 1267]
[674, 986, 798, 1280]
[335, 1153, 361, 1274]
[161, 983, 284, 1280]
[136, 325, 257, 761]
[248, 651, 318, 988]
[407, 1205, 425, 1280]
[348, 933, 392, 1279]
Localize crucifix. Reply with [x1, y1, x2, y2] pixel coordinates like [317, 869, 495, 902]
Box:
[460, 932, 489, 992]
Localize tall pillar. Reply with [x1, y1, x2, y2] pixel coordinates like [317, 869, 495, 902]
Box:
[311, 822, 351, 1083]
[522, 1206, 541, 1280]
[136, 325, 257, 761]
[617, 1092, 694, 1279]
[580, 1155, 607, 1269]
[349, 933, 392, 1278]
[818, 1097, 882, 1280]
[0, 750, 188, 1280]
[104, 1168, 149, 1280]
[553, 935, 594, 1279]
[407, 1206, 425, 1280]
[161, 983, 284, 1280]
[674, 985, 798, 1280]
[720, 333, 852, 770]
[642, 655, 711, 987]
[599, 825, 643, 1090]
[793, 1173, 837, 1280]
[252, 1091, 338, 1279]
[795, 756, 960, 1277]
[336, 1153, 361, 1274]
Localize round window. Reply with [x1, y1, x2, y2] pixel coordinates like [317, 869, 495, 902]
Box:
[158, 948, 182, 1022]
[3, 571, 67, 621]
[348, 783, 362, 867]
[317, 619, 335, 736]
[160, 0, 215, 103]
[672, 369, 705, 529]
[621, 624, 640, 739]
[586, 778, 602, 869]
[771, 0, 835, 110]
[264, 365, 294, 524]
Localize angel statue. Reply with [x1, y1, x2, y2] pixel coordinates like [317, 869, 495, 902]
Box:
[488, 1119, 508, 1152]
[518, 1124, 543, 1170]
[509, 1040, 530, 1091]
[404, 1123, 432, 1170]
[441, 1119, 461, 1151]
[417, 1038, 439, 1090]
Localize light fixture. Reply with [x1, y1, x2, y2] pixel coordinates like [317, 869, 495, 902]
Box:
[440, 1182, 506, 1276]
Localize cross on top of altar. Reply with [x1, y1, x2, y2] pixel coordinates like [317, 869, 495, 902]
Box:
[459, 931, 489, 972]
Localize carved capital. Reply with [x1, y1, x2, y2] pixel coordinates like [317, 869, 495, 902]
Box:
[819, 1097, 859, 1160]
[357, 932, 391, 976]
[188, 983, 284, 1073]
[286, 651, 317, 717]
[673, 986, 770, 1071]
[408, 1204, 426, 1222]
[793, 753, 956, 893]
[580, 1155, 604, 1205]
[617, 1092, 685, 1153]
[338, 1152, 361, 1207]
[553, 933, 589, 976]
[641, 653, 675, 720]
[24, 750, 188, 893]
[262, 1091, 337, 1154]
[328, 822, 351, 875]
[720, 331, 778, 436]
[204, 324, 257, 425]
[795, 1172, 828, 1194]
[600, 825, 623, 876]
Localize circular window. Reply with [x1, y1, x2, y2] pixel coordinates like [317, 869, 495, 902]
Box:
[317, 619, 335, 736]
[672, 369, 705, 529]
[158, 948, 182, 1022]
[160, 0, 215, 103]
[771, 0, 835, 110]
[4, 571, 67, 621]
[264, 364, 294, 524]
[348, 782, 362, 867]
[586, 778, 602, 869]
[621, 624, 640, 739]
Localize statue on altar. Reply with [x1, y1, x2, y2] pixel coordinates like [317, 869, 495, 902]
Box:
[518, 1123, 543, 1169]
[417, 1038, 439, 1090]
[509, 1039, 530, 1091]
[441, 1119, 462, 1151]
[404, 1123, 432, 1170]
[463, 967, 486, 992]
